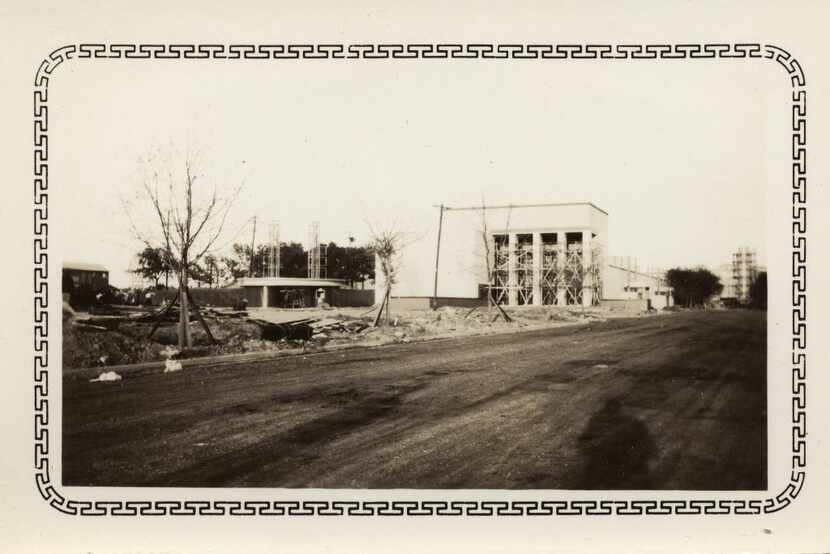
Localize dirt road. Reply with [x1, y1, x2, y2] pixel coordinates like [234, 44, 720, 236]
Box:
[63, 310, 766, 489]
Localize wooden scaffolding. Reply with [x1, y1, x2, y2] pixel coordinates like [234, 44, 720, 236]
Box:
[489, 233, 602, 307]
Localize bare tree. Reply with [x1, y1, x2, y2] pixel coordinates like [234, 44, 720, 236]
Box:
[122, 145, 243, 348]
[364, 215, 428, 327]
[366, 222, 404, 327]
[478, 197, 513, 322]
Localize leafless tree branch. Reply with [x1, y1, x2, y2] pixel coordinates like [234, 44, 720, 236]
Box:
[125, 145, 243, 348]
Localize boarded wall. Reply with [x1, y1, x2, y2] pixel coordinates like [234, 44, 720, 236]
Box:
[388, 296, 487, 311]
[244, 286, 263, 307]
[153, 287, 246, 308]
[432, 296, 487, 309]
[600, 298, 649, 313]
[331, 289, 375, 307]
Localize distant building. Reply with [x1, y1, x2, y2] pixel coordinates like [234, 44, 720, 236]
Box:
[711, 248, 761, 306]
[604, 258, 674, 311]
[381, 202, 609, 309]
[731, 246, 759, 304]
[730, 246, 758, 304]
[715, 263, 737, 301]
[239, 277, 348, 308]
[62, 261, 109, 293]
[62, 261, 110, 308]
[378, 201, 671, 311]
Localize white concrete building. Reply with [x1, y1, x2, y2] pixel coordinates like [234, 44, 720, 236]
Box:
[603, 262, 674, 311]
[711, 248, 761, 305]
[731, 246, 758, 304]
[376, 201, 673, 311]
[377, 202, 611, 308]
[239, 277, 347, 308]
[715, 262, 737, 301]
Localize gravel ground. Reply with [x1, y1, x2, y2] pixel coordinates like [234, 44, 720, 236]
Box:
[63, 310, 766, 489]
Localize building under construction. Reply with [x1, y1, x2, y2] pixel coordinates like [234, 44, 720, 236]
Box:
[376, 201, 671, 310]
[239, 221, 346, 308]
[715, 246, 762, 305]
[731, 246, 759, 304]
[375, 202, 671, 308]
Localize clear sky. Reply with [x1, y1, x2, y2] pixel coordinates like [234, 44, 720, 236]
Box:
[50, 55, 780, 287]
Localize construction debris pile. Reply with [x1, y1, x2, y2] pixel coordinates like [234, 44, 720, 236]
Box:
[307, 318, 370, 339]
[292, 305, 608, 350]
[63, 298, 610, 370]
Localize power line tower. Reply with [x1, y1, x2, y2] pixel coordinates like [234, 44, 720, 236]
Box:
[307, 221, 327, 279]
[266, 221, 280, 278]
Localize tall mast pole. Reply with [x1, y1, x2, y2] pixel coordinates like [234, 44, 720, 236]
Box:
[432, 204, 445, 308]
[248, 215, 257, 277]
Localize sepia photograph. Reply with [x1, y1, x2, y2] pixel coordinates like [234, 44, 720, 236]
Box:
[55, 51, 770, 490]
[4, 2, 830, 553]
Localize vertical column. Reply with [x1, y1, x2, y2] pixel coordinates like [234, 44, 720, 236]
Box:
[532, 232, 542, 306]
[556, 232, 566, 306]
[262, 285, 269, 308]
[582, 230, 593, 307]
[508, 233, 517, 306]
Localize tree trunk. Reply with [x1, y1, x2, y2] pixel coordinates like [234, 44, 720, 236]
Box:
[372, 289, 387, 328]
[178, 266, 192, 349]
[384, 286, 390, 324]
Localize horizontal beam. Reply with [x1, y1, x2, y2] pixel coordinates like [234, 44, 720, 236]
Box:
[431, 201, 608, 215]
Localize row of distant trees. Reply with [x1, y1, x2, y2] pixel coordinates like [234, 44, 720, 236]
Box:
[748, 272, 767, 309]
[665, 268, 723, 307]
[133, 242, 375, 289]
[665, 267, 766, 308]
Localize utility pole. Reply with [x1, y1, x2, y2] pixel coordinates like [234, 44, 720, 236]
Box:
[347, 234, 355, 288]
[432, 204, 445, 309]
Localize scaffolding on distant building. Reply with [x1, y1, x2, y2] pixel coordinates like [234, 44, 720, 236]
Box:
[491, 234, 510, 305]
[489, 232, 601, 307]
[540, 234, 561, 305]
[731, 246, 758, 304]
[266, 221, 280, 278]
[307, 221, 327, 279]
[586, 245, 603, 304]
[515, 234, 534, 305]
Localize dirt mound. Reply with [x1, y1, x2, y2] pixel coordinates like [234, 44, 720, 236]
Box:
[63, 323, 163, 369]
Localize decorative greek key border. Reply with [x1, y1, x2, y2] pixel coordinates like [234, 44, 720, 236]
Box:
[33, 43, 806, 516]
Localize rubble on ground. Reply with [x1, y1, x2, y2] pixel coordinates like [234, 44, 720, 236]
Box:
[89, 371, 122, 382]
[308, 318, 369, 337]
[164, 359, 183, 373]
[63, 301, 615, 371]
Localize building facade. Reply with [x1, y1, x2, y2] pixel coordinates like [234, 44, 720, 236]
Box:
[239, 277, 347, 308]
[603, 260, 674, 311]
[712, 247, 761, 306]
[731, 246, 758, 304]
[62, 261, 109, 293]
[62, 261, 110, 308]
[376, 201, 674, 311]
[715, 262, 737, 301]
[378, 202, 613, 308]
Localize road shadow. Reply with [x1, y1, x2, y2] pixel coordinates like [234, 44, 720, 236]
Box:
[574, 397, 657, 489]
[142, 383, 426, 487]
